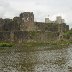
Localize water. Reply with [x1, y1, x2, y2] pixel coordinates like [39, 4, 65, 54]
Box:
[0, 45, 72, 72]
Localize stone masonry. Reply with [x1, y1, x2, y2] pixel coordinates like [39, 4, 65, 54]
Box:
[0, 12, 69, 43]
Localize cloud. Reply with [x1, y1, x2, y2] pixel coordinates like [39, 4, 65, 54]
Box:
[0, 0, 72, 28]
[0, 0, 19, 18]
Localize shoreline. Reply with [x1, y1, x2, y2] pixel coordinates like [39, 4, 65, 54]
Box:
[0, 40, 71, 52]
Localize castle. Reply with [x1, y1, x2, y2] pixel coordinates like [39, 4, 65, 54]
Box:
[0, 12, 69, 43]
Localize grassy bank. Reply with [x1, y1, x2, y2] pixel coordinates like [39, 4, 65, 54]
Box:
[9, 40, 70, 52]
[0, 40, 71, 52]
[0, 39, 71, 48]
[11, 40, 71, 52]
[18, 40, 71, 47]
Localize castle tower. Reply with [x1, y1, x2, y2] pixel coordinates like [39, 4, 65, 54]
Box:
[56, 16, 65, 24]
[45, 15, 51, 23]
[20, 12, 35, 31]
[45, 18, 51, 23]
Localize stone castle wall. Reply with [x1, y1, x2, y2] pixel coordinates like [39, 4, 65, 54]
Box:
[0, 31, 11, 42]
[14, 31, 59, 43]
[0, 31, 59, 43]
[0, 12, 69, 32]
[0, 12, 69, 42]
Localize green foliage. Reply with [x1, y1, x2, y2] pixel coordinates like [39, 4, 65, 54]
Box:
[64, 30, 72, 39]
[29, 31, 36, 36]
[64, 31, 72, 35]
[0, 42, 14, 47]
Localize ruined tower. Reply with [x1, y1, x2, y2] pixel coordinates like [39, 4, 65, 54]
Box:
[20, 12, 35, 31]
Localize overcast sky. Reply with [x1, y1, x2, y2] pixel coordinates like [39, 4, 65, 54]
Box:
[0, 0, 72, 28]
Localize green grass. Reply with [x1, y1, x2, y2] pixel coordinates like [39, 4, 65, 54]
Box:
[0, 42, 14, 47]
[19, 42, 49, 47]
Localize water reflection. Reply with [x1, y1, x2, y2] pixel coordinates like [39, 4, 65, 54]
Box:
[0, 46, 72, 72]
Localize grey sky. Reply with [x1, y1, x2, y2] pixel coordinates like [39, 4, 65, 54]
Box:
[0, 0, 72, 28]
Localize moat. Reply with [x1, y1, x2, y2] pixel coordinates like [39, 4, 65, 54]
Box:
[0, 45, 72, 72]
